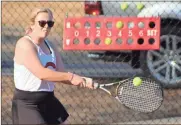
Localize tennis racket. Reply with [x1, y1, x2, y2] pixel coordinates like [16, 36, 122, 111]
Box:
[91, 77, 163, 113]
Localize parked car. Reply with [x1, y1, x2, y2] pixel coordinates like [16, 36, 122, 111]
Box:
[84, 1, 181, 88]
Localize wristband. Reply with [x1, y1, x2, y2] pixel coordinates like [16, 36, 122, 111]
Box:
[70, 73, 74, 82]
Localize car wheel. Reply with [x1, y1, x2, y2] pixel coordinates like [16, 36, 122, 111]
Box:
[140, 25, 181, 88]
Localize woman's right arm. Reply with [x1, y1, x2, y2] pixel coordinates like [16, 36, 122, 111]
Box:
[14, 37, 83, 85]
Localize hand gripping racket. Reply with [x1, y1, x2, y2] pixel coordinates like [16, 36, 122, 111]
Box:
[92, 77, 163, 113]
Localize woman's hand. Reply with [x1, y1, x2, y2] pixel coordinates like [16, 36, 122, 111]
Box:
[81, 77, 94, 89]
[69, 73, 85, 86]
[68, 73, 94, 89]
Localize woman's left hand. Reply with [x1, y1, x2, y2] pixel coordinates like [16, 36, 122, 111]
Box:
[80, 77, 94, 89]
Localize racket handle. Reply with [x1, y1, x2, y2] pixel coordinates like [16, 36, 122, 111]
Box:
[93, 82, 100, 89]
[82, 77, 99, 89]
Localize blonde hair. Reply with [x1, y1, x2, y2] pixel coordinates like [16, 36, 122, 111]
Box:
[25, 8, 53, 35]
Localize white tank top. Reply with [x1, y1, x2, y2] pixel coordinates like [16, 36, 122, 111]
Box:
[14, 36, 57, 92]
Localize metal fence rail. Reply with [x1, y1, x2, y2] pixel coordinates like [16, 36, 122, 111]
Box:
[2, 1, 181, 124]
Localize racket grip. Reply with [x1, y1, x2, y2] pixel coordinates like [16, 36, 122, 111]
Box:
[93, 82, 100, 89]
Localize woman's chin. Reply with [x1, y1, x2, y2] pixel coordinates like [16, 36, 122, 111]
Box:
[41, 34, 48, 38]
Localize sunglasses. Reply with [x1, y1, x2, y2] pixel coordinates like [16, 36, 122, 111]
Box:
[38, 20, 54, 28]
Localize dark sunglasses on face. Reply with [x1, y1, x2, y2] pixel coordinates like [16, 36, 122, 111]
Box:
[38, 20, 54, 28]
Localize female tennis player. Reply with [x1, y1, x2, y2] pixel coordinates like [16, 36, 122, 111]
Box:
[12, 7, 93, 125]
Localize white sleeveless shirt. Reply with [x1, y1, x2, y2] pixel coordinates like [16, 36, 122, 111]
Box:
[14, 36, 56, 92]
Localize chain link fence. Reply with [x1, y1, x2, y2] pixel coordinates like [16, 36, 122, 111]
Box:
[2, 1, 181, 124]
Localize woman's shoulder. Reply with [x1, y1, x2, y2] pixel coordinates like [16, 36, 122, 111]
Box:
[16, 36, 36, 50]
[17, 36, 32, 44]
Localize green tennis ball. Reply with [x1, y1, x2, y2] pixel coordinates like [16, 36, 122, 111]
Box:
[133, 77, 142, 86]
[120, 3, 128, 11]
[105, 38, 112, 45]
[137, 3, 144, 10]
[116, 21, 124, 29]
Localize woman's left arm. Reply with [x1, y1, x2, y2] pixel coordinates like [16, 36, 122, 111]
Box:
[50, 41, 94, 88]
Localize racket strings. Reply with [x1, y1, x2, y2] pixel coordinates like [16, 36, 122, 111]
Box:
[117, 78, 163, 112]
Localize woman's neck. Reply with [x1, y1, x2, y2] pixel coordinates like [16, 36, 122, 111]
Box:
[28, 33, 44, 45]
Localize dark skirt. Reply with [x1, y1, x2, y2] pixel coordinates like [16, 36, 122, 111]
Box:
[12, 88, 69, 125]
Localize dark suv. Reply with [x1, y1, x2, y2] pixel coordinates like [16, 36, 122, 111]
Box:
[84, 1, 181, 88]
